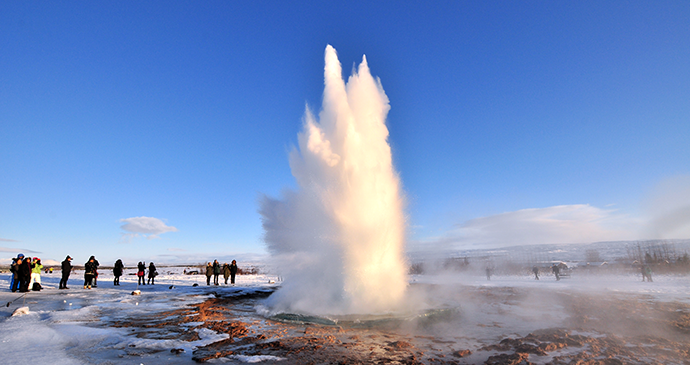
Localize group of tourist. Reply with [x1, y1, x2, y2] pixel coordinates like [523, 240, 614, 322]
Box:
[134, 261, 158, 285]
[205, 259, 238, 285]
[9, 254, 44, 292]
[8, 253, 240, 291]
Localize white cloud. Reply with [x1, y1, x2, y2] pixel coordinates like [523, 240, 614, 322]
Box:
[423, 204, 638, 250]
[120, 216, 178, 242]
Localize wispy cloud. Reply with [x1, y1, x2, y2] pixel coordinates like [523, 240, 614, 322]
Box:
[0, 246, 40, 254]
[420, 204, 638, 250]
[120, 216, 178, 242]
[0, 238, 19, 242]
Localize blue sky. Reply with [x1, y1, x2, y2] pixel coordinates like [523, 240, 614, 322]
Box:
[2, 1, 689, 265]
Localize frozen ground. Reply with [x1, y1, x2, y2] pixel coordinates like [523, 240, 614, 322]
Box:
[2, 267, 690, 364]
[0, 267, 280, 364]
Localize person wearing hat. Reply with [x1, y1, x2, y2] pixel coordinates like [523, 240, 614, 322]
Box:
[29, 257, 43, 290]
[60, 255, 73, 289]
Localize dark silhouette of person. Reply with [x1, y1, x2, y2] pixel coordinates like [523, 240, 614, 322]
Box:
[212, 260, 221, 285]
[230, 260, 238, 285]
[10, 254, 23, 292]
[113, 259, 124, 285]
[60, 255, 72, 289]
[532, 266, 540, 280]
[88, 256, 100, 287]
[137, 261, 146, 285]
[84, 257, 97, 289]
[148, 262, 157, 285]
[205, 262, 213, 285]
[18, 256, 32, 292]
[552, 264, 560, 281]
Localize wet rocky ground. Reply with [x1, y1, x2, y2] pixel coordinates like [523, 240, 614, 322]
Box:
[102, 285, 690, 364]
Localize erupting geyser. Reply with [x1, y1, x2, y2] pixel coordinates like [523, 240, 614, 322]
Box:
[260, 45, 408, 315]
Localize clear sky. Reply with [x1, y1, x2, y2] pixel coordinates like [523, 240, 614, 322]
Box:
[2, 1, 689, 265]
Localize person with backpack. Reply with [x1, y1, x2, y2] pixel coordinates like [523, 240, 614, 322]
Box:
[113, 259, 124, 286]
[147, 262, 157, 285]
[29, 257, 43, 291]
[60, 255, 72, 289]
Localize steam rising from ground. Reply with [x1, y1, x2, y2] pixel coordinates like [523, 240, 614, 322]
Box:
[260, 45, 407, 315]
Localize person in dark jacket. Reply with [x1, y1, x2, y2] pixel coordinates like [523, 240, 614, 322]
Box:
[137, 262, 146, 285]
[113, 259, 124, 286]
[10, 255, 21, 292]
[205, 262, 213, 285]
[229, 260, 238, 285]
[90, 256, 100, 287]
[212, 260, 221, 285]
[147, 262, 157, 285]
[60, 255, 72, 289]
[18, 256, 33, 292]
[84, 257, 97, 289]
[552, 264, 561, 281]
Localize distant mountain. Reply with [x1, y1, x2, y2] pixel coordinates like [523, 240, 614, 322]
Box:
[407, 239, 690, 265]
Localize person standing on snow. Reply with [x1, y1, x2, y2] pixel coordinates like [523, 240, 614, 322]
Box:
[29, 257, 43, 290]
[137, 262, 146, 285]
[646, 266, 653, 282]
[642, 265, 653, 282]
[18, 256, 33, 292]
[229, 260, 238, 285]
[222, 262, 231, 284]
[84, 257, 97, 289]
[552, 264, 561, 281]
[212, 260, 221, 285]
[205, 262, 213, 285]
[60, 255, 72, 289]
[147, 262, 157, 285]
[10, 256, 21, 292]
[113, 259, 124, 286]
[532, 266, 540, 280]
[90, 256, 100, 287]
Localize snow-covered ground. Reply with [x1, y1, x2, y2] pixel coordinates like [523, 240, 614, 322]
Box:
[0, 267, 280, 364]
[2, 266, 689, 364]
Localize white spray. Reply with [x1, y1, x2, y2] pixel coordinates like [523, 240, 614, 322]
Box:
[260, 45, 408, 315]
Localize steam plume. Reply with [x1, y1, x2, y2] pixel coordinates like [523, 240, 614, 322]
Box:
[260, 45, 407, 315]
